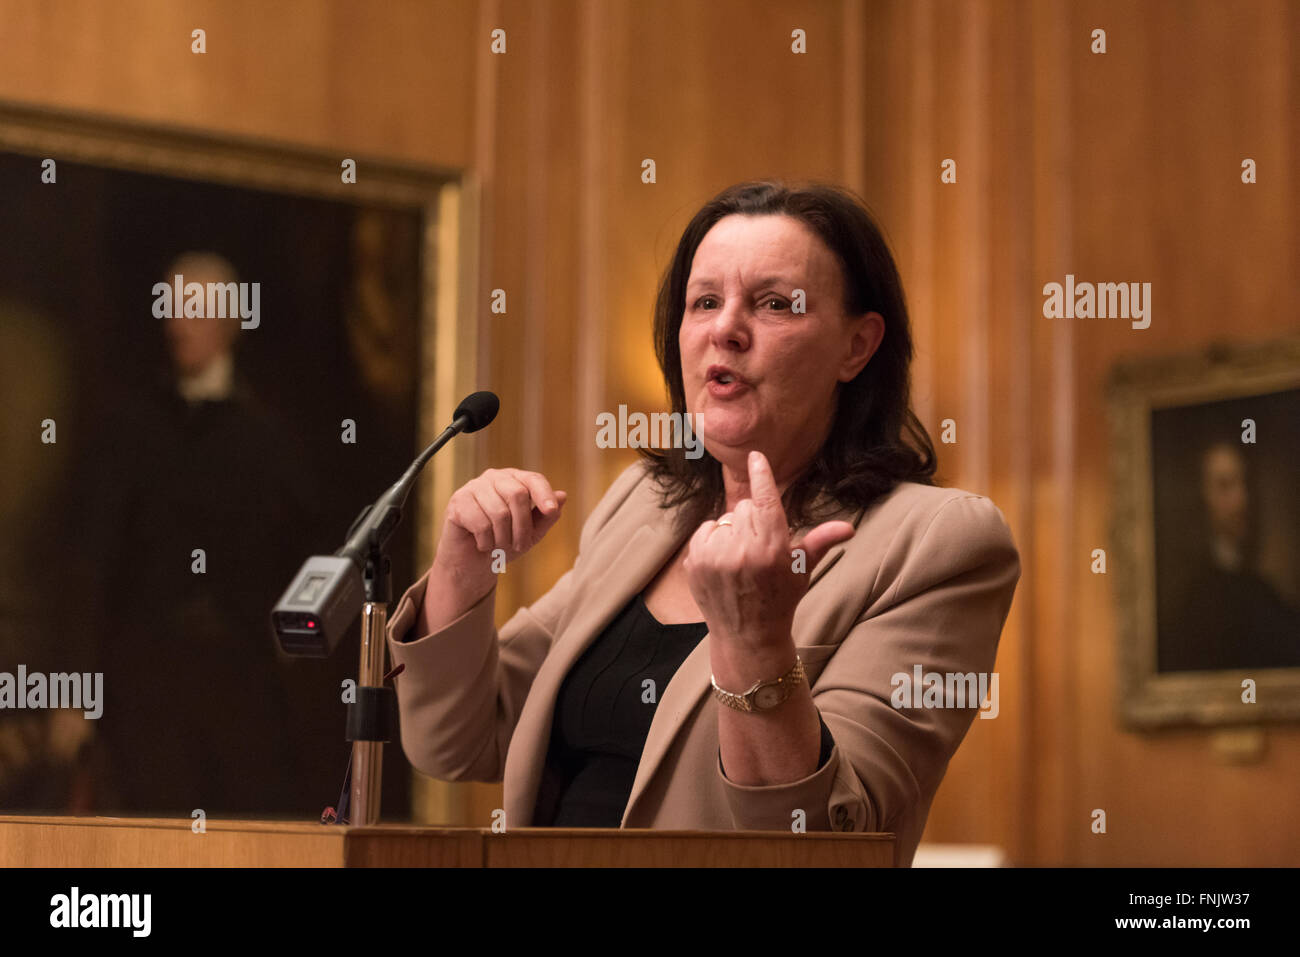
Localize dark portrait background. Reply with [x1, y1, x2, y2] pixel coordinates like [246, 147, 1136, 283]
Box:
[1151, 390, 1300, 673]
[0, 151, 421, 819]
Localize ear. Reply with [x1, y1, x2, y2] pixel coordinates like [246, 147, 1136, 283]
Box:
[839, 311, 885, 382]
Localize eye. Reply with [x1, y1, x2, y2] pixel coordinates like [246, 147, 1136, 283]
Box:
[693, 296, 718, 310]
[764, 296, 790, 311]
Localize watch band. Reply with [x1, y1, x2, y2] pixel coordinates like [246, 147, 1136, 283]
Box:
[711, 656, 805, 712]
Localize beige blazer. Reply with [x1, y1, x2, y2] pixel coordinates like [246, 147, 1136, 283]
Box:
[386, 460, 1020, 866]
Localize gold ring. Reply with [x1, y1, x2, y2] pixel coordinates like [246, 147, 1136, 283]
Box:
[716, 517, 734, 527]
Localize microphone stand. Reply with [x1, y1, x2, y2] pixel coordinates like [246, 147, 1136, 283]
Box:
[292, 391, 498, 828]
[328, 418, 466, 826]
[351, 528, 391, 826]
[326, 525, 393, 829]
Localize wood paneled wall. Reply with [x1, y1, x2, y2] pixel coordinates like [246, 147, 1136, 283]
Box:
[862, 0, 1300, 866]
[1, 0, 1295, 864]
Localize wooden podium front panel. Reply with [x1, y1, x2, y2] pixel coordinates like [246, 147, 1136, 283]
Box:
[0, 817, 481, 868]
[1, 816, 352, 867]
[0, 816, 893, 867]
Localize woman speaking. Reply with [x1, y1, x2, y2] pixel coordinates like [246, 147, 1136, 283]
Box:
[385, 180, 1020, 867]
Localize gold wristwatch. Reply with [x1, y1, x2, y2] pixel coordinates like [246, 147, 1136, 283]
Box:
[711, 656, 805, 713]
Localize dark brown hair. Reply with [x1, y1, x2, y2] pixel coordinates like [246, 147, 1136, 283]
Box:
[638, 180, 937, 533]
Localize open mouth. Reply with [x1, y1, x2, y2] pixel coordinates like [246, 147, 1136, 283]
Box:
[707, 365, 745, 386]
[706, 368, 749, 397]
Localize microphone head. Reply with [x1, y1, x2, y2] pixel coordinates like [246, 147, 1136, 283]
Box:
[454, 390, 500, 433]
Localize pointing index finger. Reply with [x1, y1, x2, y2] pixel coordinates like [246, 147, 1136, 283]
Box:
[747, 450, 782, 517]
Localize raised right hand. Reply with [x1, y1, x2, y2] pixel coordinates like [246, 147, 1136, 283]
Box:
[428, 467, 568, 605]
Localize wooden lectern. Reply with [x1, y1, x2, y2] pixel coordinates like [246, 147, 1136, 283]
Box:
[0, 815, 894, 867]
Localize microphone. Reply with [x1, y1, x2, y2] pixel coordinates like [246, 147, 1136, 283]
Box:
[271, 391, 500, 656]
[452, 390, 499, 433]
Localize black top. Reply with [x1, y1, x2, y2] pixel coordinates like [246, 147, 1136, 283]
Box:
[533, 591, 835, 827]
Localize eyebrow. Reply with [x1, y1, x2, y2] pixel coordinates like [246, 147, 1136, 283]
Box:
[686, 275, 800, 293]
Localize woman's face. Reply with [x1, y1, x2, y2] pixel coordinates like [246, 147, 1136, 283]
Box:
[679, 213, 881, 478]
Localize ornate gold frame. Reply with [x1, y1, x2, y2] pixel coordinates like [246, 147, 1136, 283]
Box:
[1107, 338, 1300, 728]
[0, 100, 483, 818]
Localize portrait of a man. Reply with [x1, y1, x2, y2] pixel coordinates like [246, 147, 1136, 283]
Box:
[1151, 392, 1300, 674]
[0, 145, 432, 818]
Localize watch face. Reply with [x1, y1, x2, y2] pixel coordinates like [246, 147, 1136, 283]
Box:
[754, 685, 785, 710]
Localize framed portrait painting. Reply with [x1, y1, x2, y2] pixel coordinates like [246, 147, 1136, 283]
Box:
[0, 101, 475, 820]
[1108, 339, 1300, 728]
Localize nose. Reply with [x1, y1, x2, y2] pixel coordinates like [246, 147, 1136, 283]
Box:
[705, 298, 751, 351]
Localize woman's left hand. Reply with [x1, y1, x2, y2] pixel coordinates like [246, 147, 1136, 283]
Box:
[684, 450, 856, 652]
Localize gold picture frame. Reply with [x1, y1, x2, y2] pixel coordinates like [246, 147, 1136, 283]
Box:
[0, 100, 482, 820]
[1107, 338, 1300, 729]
